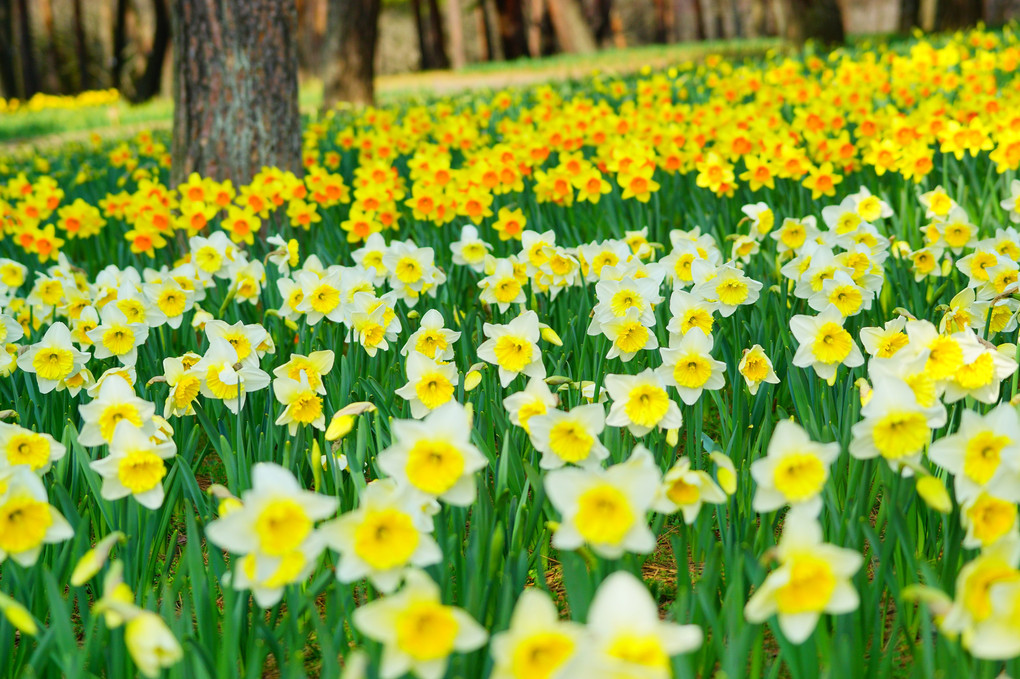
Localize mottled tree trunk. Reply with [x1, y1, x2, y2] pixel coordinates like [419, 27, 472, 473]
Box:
[426, 0, 450, 68]
[171, 0, 302, 188]
[322, 0, 381, 107]
[134, 0, 170, 102]
[782, 0, 844, 44]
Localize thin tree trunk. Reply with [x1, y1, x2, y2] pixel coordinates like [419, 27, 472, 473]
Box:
[782, 0, 844, 44]
[171, 0, 302, 188]
[898, 0, 920, 31]
[480, 0, 505, 60]
[747, 0, 766, 36]
[0, 0, 17, 98]
[134, 0, 170, 102]
[72, 0, 90, 91]
[937, 0, 981, 29]
[39, 0, 64, 93]
[426, 0, 451, 68]
[15, 0, 38, 98]
[322, 0, 381, 107]
[112, 0, 130, 90]
[410, 0, 431, 68]
[447, 0, 466, 68]
[495, 0, 529, 58]
[528, 0, 544, 55]
[546, 0, 597, 53]
[654, 0, 669, 42]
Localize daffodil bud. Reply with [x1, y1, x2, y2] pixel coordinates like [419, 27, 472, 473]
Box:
[916, 475, 952, 514]
[464, 370, 482, 391]
[0, 592, 37, 636]
[71, 531, 125, 586]
[125, 611, 184, 678]
[709, 451, 737, 496]
[539, 324, 563, 346]
[326, 413, 356, 441]
[666, 428, 680, 447]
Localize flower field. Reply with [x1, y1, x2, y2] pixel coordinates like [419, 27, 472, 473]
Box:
[5, 27, 1020, 679]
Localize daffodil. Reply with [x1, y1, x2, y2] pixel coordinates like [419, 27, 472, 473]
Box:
[790, 304, 864, 385]
[352, 569, 487, 679]
[929, 404, 1020, 504]
[395, 351, 459, 419]
[0, 422, 65, 474]
[502, 376, 558, 434]
[744, 511, 862, 644]
[653, 456, 726, 523]
[489, 587, 582, 679]
[604, 369, 683, 436]
[738, 344, 780, 395]
[89, 420, 176, 509]
[751, 420, 839, 516]
[545, 446, 659, 558]
[192, 338, 270, 414]
[205, 463, 338, 607]
[476, 310, 545, 387]
[16, 321, 90, 393]
[77, 374, 156, 447]
[849, 376, 944, 471]
[272, 350, 334, 395]
[570, 570, 703, 678]
[0, 465, 73, 566]
[658, 327, 726, 405]
[378, 401, 488, 506]
[401, 309, 461, 361]
[273, 373, 326, 434]
[321, 478, 441, 592]
[528, 403, 609, 469]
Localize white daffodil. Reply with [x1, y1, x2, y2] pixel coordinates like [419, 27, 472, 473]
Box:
[0, 422, 66, 475]
[744, 510, 862, 644]
[0, 465, 74, 566]
[658, 327, 726, 405]
[352, 569, 487, 679]
[653, 456, 726, 523]
[545, 446, 660, 559]
[192, 338, 271, 414]
[401, 309, 461, 361]
[476, 310, 545, 387]
[377, 401, 488, 506]
[205, 463, 338, 607]
[567, 570, 702, 678]
[394, 351, 459, 419]
[489, 588, 583, 679]
[751, 420, 839, 517]
[929, 404, 1020, 504]
[849, 376, 944, 471]
[16, 321, 90, 393]
[89, 420, 177, 509]
[604, 369, 683, 436]
[321, 478, 441, 593]
[738, 344, 780, 395]
[502, 376, 558, 434]
[78, 375, 156, 447]
[528, 403, 608, 470]
[273, 373, 326, 434]
[790, 304, 864, 385]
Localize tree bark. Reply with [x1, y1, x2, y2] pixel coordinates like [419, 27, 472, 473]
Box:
[0, 0, 16, 98]
[782, 0, 844, 44]
[171, 0, 302, 188]
[72, 0, 90, 91]
[14, 0, 38, 98]
[898, 0, 920, 31]
[447, 0, 466, 68]
[426, 0, 451, 68]
[937, 0, 982, 29]
[495, 0, 529, 58]
[546, 0, 597, 53]
[134, 0, 170, 102]
[112, 0, 130, 90]
[322, 0, 381, 107]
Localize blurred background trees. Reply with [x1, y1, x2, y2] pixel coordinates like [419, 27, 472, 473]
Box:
[0, 0, 1016, 106]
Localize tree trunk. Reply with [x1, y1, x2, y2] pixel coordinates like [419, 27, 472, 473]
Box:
[495, 0, 529, 58]
[72, 0, 90, 91]
[747, 0, 767, 35]
[898, 0, 920, 31]
[937, 0, 982, 28]
[14, 0, 38, 98]
[112, 0, 130, 90]
[426, 0, 451, 68]
[782, 0, 844, 44]
[322, 0, 381, 107]
[171, 0, 302, 188]
[546, 0, 597, 53]
[447, 0, 466, 68]
[0, 0, 16, 98]
[134, 0, 170, 102]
